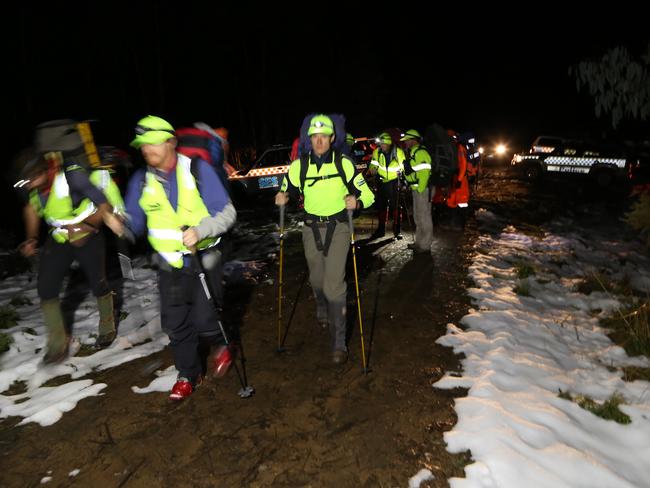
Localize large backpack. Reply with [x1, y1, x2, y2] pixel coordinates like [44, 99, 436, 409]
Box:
[34, 119, 101, 169]
[297, 113, 350, 158]
[424, 123, 457, 186]
[176, 125, 231, 196]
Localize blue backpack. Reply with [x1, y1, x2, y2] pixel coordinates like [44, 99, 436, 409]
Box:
[297, 113, 351, 157]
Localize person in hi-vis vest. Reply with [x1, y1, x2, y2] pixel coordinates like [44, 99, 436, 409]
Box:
[121, 116, 237, 401]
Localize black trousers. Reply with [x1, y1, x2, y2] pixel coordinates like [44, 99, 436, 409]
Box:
[375, 179, 401, 233]
[37, 233, 110, 300]
[158, 249, 231, 380]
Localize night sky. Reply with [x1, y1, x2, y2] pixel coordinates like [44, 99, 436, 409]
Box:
[2, 4, 648, 237]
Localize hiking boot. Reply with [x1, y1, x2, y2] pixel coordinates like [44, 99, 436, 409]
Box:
[41, 299, 70, 365]
[96, 331, 117, 349]
[169, 376, 201, 401]
[369, 229, 385, 241]
[393, 234, 403, 240]
[332, 350, 348, 365]
[407, 243, 429, 253]
[43, 336, 71, 365]
[95, 293, 116, 349]
[209, 344, 238, 378]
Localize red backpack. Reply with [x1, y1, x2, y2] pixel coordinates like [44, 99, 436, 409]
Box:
[176, 127, 216, 164]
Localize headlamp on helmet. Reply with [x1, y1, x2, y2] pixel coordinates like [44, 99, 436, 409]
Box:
[399, 129, 421, 142]
[376, 132, 392, 145]
[307, 114, 334, 136]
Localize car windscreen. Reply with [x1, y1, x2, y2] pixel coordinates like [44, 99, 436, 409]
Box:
[253, 147, 291, 169]
[352, 141, 374, 160]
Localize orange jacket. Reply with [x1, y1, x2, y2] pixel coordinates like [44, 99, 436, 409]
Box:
[447, 143, 470, 208]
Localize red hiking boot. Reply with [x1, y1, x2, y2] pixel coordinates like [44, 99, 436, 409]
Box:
[210, 344, 238, 378]
[168, 376, 201, 401]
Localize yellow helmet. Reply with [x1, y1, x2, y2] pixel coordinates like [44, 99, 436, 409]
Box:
[130, 115, 176, 148]
[376, 132, 392, 145]
[400, 129, 421, 142]
[307, 114, 334, 136]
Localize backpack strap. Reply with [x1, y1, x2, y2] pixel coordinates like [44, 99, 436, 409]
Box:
[299, 151, 359, 196]
[333, 150, 360, 197]
[189, 157, 204, 198]
[299, 152, 309, 192]
[403, 146, 419, 175]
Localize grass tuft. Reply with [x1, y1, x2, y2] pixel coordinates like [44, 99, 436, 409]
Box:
[577, 272, 631, 296]
[514, 262, 536, 279]
[621, 366, 650, 382]
[514, 281, 531, 297]
[0, 305, 19, 329]
[558, 390, 631, 424]
[9, 295, 32, 307]
[601, 301, 650, 358]
[0, 331, 14, 353]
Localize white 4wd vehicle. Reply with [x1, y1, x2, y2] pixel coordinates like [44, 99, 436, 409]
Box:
[511, 135, 633, 187]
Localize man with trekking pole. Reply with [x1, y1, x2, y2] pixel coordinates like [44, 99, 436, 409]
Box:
[117, 115, 243, 401]
[275, 114, 374, 365]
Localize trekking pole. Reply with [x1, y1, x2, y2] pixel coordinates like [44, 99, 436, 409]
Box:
[403, 197, 415, 244]
[395, 172, 404, 238]
[116, 239, 149, 328]
[183, 229, 254, 398]
[277, 204, 285, 352]
[347, 208, 368, 374]
[400, 174, 416, 243]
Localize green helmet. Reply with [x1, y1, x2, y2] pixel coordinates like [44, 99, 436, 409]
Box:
[345, 133, 354, 146]
[307, 114, 334, 136]
[400, 129, 422, 142]
[376, 132, 392, 145]
[130, 115, 176, 148]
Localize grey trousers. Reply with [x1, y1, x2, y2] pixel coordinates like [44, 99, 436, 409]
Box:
[302, 221, 350, 351]
[412, 188, 433, 252]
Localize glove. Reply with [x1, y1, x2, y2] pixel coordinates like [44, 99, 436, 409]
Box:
[455, 180, 462, 189]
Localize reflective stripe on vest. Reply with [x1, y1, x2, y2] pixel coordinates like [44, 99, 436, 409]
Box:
[30, 169, 123, 243]
[96, 169, 126, 216]
[411, 163, 432, 171]
[372, 148, 403, 182]
[30, 172, 97, 243]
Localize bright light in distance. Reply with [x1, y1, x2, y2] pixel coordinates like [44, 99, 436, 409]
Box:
[495, 144, 507, 155]
[478, 146, 485, 154]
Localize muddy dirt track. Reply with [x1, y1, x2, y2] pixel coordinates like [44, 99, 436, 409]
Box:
[0, 164, 633, 487]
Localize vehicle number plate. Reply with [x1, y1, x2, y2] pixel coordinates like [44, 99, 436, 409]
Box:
[558, 166, 589, 174]
[547, 165, 589, 174]
[259, 176, 279, 189]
